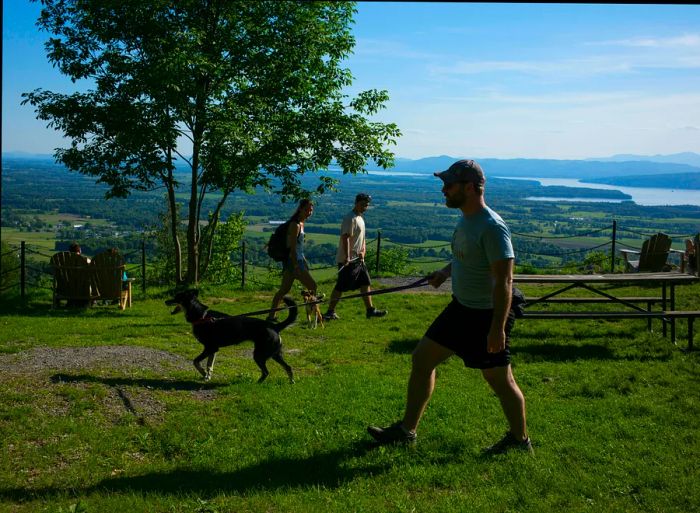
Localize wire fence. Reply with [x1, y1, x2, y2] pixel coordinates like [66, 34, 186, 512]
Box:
[2, 221, 698, 300]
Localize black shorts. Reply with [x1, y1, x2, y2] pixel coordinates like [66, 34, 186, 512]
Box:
[425, 296, 515, 369]
[334, 261, 371, 292]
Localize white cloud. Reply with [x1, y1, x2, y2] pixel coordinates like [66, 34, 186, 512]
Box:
[353, 38, 442, 61]
[429, 52, 700, 79]
[431, 91, 638, 106]
[590, 34, 700, 48]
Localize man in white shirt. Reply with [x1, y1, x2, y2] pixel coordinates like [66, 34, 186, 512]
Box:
[324, 193, 387, 320]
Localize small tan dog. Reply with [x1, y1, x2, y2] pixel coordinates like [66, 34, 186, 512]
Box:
[301, 290, 324, 329]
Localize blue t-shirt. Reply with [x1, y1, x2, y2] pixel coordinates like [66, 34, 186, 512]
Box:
[451, 206, 514, 309]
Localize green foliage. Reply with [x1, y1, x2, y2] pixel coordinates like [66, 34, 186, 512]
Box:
[560, 250, 611, 274]
[22, 0, 400, 285]
[203, 212, 246, 285]
[150, 210, 186, 286]
[366, 245, 417, 276]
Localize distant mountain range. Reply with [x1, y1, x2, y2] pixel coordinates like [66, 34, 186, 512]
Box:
[383, 153, 700, 180]
[586, 152, 700, 168]
[5, 151, 700, 182]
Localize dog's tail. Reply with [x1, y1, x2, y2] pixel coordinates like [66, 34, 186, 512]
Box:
[272, 296, 298, 332]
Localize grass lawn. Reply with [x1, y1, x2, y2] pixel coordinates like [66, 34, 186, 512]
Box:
[0, 281, 699, 513]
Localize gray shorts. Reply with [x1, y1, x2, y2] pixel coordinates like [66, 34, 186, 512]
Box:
[425, 296, 515, 369]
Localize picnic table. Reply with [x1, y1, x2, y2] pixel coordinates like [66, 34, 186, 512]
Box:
[515, 272, 700, 348]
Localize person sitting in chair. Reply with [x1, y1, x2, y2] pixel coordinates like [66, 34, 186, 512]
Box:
[685, 238, 697, 274]
[67, 242, 91, 307]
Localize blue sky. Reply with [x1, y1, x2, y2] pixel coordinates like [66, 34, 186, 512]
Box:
[3, 1, 700, 160]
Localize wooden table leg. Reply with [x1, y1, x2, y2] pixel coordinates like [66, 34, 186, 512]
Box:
[662, 283, 667, 337]
[670, 284, 676, 344]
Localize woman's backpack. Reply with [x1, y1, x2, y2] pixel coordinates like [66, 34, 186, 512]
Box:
[266, 221, 291, 262]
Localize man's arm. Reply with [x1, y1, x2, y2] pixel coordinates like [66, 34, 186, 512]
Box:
[427, 262, 452, 288]
[487, 258, 514, 353]
[340, 233, 351, 265]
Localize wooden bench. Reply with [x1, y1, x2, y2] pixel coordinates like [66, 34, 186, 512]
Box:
[525, 296, 664, 330]
[525, 297, 663, 304]
[520, 310, 700, 350]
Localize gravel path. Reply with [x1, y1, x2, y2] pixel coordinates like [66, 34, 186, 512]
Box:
[0, 345, 191, 374]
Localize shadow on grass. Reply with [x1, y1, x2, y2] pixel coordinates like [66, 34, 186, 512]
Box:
[50, 373, 226, 392]
[0, 441, 388, 501]
[513, 343, 671, 362]
[514, 343, 615, 361]
[386, 338, 420, 354]
[386, 336, 673, 363]
[0, 301, 152, 319]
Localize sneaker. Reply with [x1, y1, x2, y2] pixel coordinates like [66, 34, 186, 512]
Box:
[323, 311, 340, 321]
[366, 307, 387, 319]
[367, 421, 416, 445]
[483, 432, 534, 455]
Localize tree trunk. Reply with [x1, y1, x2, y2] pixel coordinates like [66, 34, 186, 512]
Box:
[200, 191, 230, 278]
[165, 149, 183, 284]
[186, 136, 203, 286]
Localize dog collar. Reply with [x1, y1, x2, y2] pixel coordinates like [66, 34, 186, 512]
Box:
[192, 311, 214, 326]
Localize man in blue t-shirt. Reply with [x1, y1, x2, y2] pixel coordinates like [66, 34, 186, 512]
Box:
[367, 159, 532, 454]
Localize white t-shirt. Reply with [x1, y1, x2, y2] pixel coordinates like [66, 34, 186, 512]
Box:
[336, 210, 366, 263]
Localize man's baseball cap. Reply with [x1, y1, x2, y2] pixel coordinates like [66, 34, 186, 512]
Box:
[355, 193, 372, 203]
[434, 159, 485, 186]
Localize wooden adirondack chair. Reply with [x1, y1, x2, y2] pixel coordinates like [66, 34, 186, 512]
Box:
[50, 251, 97, 307]
[91, 250, 132, 310]
[620, 232, 673, 272]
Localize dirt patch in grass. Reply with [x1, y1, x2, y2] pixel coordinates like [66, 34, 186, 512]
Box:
[0, 345, 192, 374]
[0, 346, 218, 426]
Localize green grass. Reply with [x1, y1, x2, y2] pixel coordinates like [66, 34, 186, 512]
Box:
[0, 282, 699, 513]
[2, 228, 57, 252]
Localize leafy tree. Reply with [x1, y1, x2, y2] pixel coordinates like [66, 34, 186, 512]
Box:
[150, 208, 185, 286]
[366, 246, 416, 277]
[204, 212, 245, 285]
[23, 0, 400, 285]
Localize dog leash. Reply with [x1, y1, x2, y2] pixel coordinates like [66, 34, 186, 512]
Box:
[233, 277, 431, 318]
[335, 277, 430, 301]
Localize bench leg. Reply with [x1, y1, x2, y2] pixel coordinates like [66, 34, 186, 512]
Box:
[671, 286, 676, 344]
[662, 284, 667, 337]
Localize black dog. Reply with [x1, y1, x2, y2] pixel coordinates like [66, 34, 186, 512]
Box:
[165, 289, 297, 383]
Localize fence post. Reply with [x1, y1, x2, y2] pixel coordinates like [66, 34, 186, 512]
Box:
[141, 239, 146, 293]
[375, 230, 382, 275]
[610, 220, 617, 273]
[241, 240, 246, 288]
[20, 241, 26, 300]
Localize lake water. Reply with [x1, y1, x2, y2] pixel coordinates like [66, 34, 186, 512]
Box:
[496, 177, 700, 207]
[362, 169, 699, 206]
